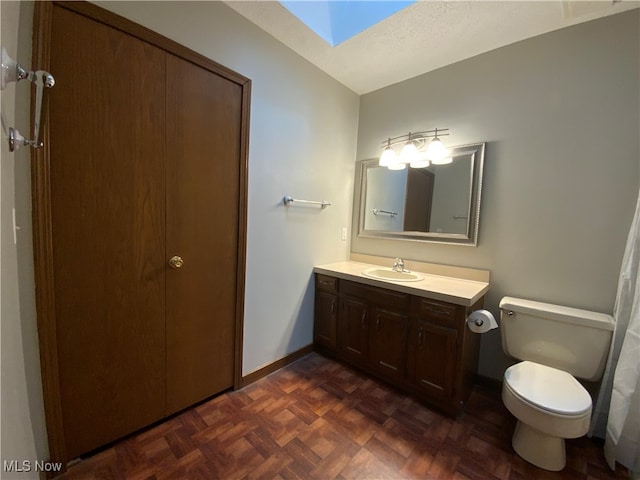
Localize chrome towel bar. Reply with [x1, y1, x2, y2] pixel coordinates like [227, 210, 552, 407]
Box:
[283, 195, 331, 209]
[372, 208, 397, 217]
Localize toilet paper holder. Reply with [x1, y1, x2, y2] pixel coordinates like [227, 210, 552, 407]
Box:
[468, 316, 486, 327]
[466, 309, 499, 333]
[467, 312, 508, 326]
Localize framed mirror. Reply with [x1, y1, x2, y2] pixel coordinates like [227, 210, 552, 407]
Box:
[356, 142, 485, 246]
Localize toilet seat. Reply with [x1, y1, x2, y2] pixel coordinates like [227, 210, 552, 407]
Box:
[504, 361, 591, 416]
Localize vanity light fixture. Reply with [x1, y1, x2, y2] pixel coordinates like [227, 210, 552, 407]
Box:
[378, 128, 450, 169]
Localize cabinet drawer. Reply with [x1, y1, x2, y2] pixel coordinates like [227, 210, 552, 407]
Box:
[341, 280, 409, 310]
[415, 298, 459, 329]
[316, 274, 338, 292]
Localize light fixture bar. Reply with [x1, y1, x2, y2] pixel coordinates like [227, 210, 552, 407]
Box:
[377, 127, 451, 169]
[379, 128, 449, 149]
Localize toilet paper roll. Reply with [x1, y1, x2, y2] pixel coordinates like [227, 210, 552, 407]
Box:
[466, 309, 498, 334]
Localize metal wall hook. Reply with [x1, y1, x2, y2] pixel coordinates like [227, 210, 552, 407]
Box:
[1, 47, 55, 152]
[8, 127, 30, 151]
[1, 47, 28, 88]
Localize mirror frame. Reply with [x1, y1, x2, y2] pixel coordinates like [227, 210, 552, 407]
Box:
[356, 142, 486, 246]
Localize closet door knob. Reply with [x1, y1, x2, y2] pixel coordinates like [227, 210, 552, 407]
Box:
[168, 255, 184, 269]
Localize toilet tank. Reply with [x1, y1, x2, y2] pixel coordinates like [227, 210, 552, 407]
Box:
[499, 296, 614, 382]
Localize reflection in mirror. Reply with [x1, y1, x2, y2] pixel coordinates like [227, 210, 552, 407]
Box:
[357, 142, 485, 246]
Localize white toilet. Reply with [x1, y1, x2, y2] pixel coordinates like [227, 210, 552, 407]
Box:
[499, 296, 614, 471]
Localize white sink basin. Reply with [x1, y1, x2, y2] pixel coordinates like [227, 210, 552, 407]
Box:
[362, 267, 424, 282]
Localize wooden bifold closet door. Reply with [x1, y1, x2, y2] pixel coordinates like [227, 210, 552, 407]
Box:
[33, 2, 249, 463]
[165, 54, 241, 415]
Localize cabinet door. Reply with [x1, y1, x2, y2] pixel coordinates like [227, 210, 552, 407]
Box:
[314, 291, 338, 348]
[408, 318, 457, 401]
[369, 308, 409, 381]
[339, 297, 369, 362]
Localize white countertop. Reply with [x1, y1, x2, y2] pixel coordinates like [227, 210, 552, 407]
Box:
[314, 261, 490, 307]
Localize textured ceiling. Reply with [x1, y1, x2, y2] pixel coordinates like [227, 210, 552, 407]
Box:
[225, 1, 639, 94]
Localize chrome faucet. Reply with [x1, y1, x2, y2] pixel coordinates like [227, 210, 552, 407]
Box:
[392, 258, 407, 272]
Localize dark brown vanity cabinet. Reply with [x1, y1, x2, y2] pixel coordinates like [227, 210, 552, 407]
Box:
[339, 280, 410, 380]
[314, 275, 338, 348]
[407, 299, 459, 402]
[369, 307, 409, 382]
[339, 296, 370, 362]
[314, 273, 482, 416]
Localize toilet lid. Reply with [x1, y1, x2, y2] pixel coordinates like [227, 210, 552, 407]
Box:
[504, 361, 591, 415]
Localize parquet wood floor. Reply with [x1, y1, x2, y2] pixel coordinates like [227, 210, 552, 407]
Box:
[58, 352, 628, 480]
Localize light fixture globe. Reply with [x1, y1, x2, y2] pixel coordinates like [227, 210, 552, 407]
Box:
[431, 156, 453, 165]
[400, 141, 419, 164]
[425, 137, 450, 163]
[387, 160, 406, 170]
[410, 158, 430, 168]
[379, 146, 396, 167]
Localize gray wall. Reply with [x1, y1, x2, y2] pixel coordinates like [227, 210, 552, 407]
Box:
[1, 1, 49, 476]
[353, 10, 640, 379]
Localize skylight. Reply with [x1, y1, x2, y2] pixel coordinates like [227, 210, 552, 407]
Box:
[279, 1, 416, 47]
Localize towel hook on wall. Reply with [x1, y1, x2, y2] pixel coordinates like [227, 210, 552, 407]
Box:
[1, 47, 55, 152]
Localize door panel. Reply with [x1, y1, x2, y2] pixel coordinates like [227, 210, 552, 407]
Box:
[339, 297, 369, 362]
[49, 6, 167, 458]
[314, 291, 338, 348]
[165, 55, 241, 413]
[369, 308, 408, 381]
[409, 319, 457, 400]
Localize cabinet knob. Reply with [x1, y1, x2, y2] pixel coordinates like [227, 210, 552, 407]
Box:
[168, 255, 184, 269]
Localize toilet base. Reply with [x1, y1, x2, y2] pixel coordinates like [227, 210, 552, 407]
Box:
[512, 420, 566, 471]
